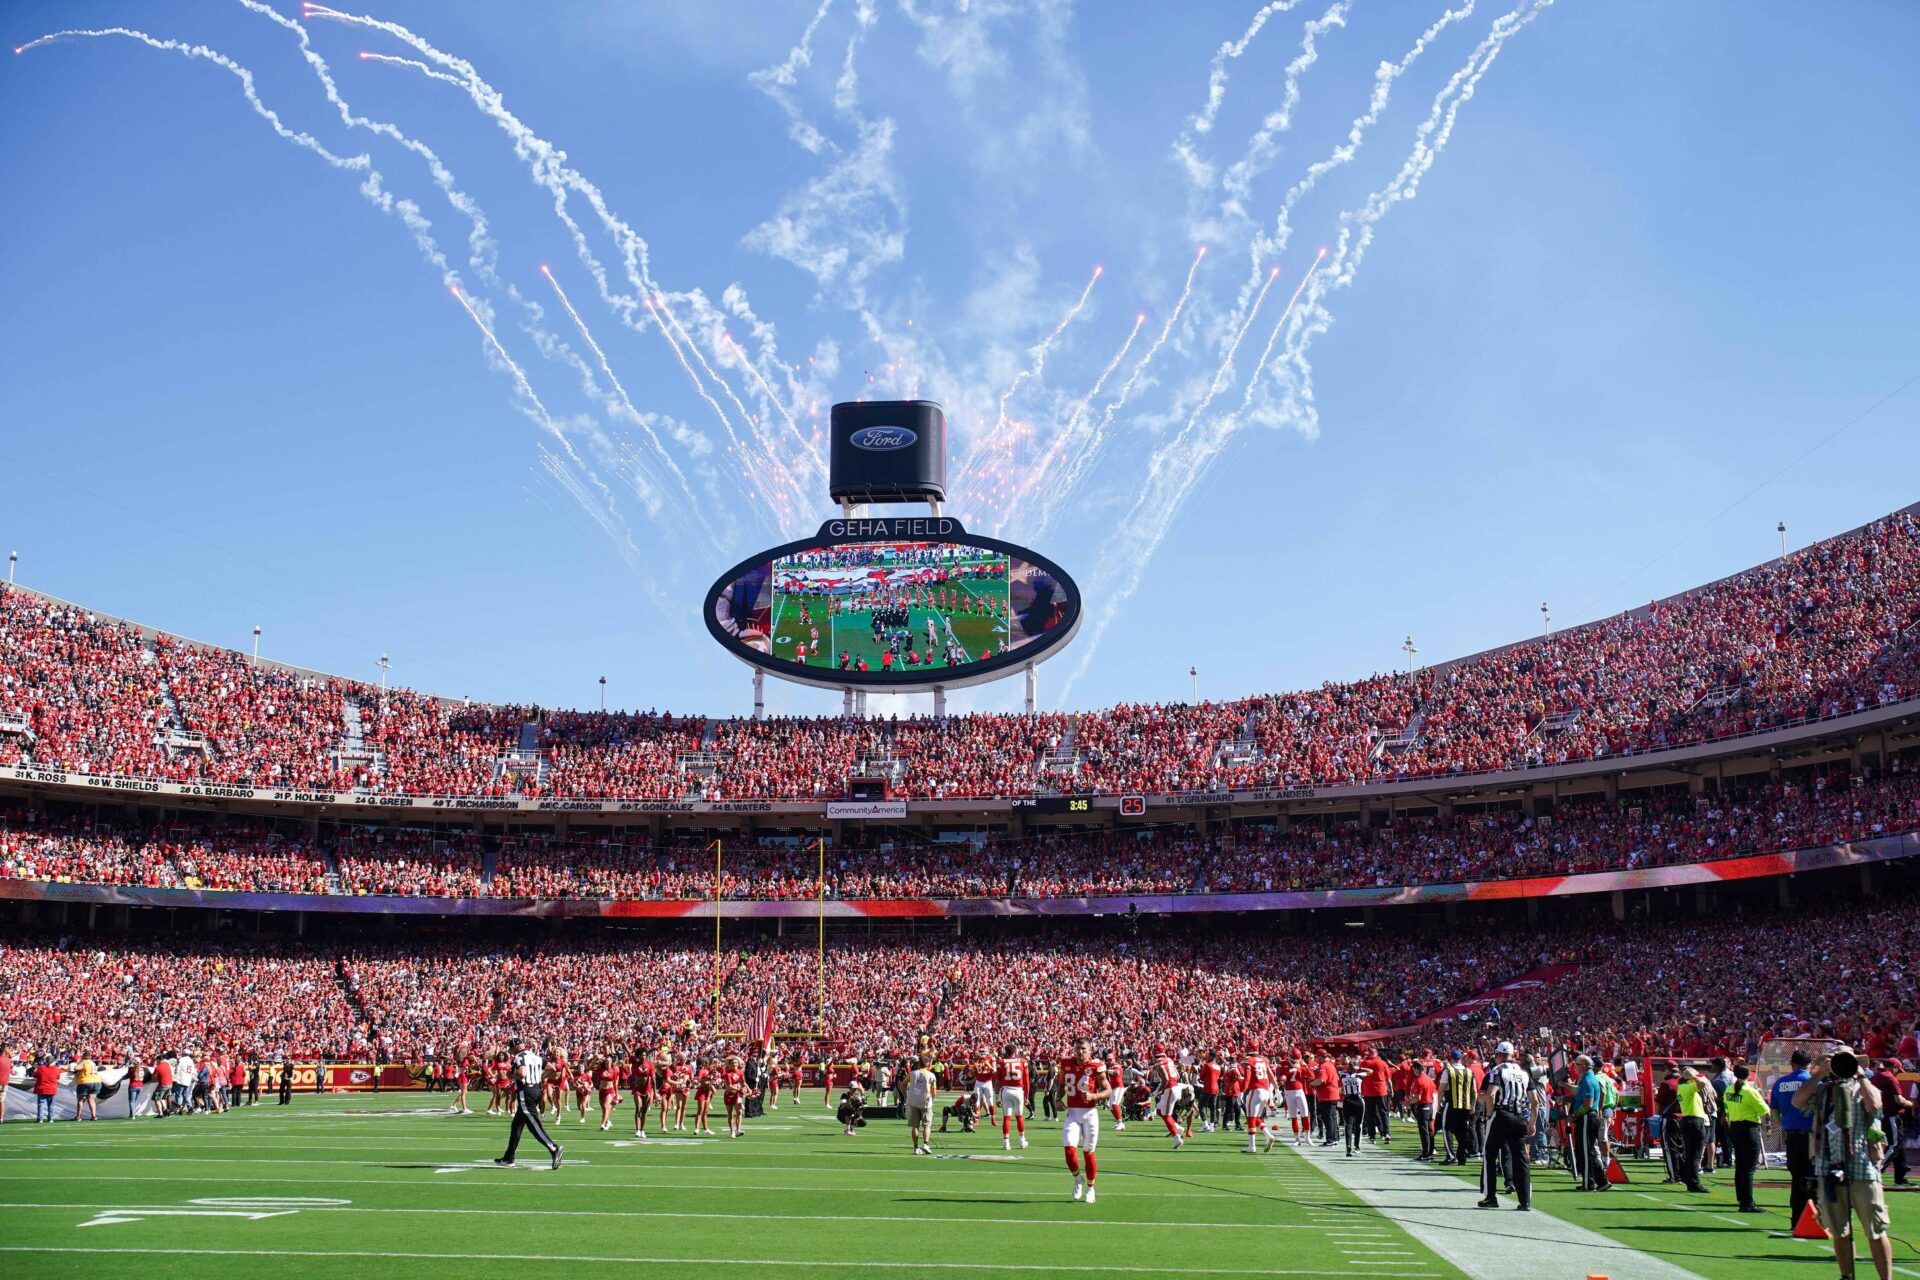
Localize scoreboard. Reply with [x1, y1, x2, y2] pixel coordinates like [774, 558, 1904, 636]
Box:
[1012, 796, 1095, 815]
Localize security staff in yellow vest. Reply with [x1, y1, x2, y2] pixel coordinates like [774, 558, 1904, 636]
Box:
[1673, 1065, 1716, 1193]
[1723, 1063, 1770, 1213]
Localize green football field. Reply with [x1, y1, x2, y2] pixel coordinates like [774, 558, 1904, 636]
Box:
[767, 565, 1009, 673]
[2, 1095, 1915, 1279]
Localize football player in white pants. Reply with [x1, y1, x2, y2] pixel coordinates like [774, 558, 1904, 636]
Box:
[1283, 1076, 1312, 1147]
[1055, 1037, 1113, 1204]
[995, 1044, 1030, 1150]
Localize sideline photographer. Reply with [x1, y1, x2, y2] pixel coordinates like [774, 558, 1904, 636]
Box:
[1792, 1049, 1895, 1280]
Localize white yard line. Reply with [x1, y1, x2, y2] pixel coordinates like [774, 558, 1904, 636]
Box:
[0, 1201, 1354, 1231]
[1286, 1142, 1706, 1280]
[0, 1246, 1437, 1277]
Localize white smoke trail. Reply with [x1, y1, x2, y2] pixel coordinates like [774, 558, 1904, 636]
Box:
[540, 266, 709, 533]
[20, 28, 369, 182]
[359, 49, 464, 87]
[1013, 312, 1145, 543]
[1066, 0, 1554, 699]
[1044, 245, 1209, 521]
[958, 265, 1104, 528]
[1172, 0, 1307, 190]
[1250, 0, 1477, 272]
[1255, 0, 1555, 448]
[239, 0, 709, 547]
[748, 0, 839, 154]
[1216, 0, 1355, 222]
[314, 4, 814, 525]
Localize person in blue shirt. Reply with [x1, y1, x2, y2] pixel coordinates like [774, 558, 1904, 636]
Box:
[1770, 1048, 1815, 1227]
[1570, 1057, 1609, 1191]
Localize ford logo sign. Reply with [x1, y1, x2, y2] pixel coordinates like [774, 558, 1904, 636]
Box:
[849, 426, 917, 451]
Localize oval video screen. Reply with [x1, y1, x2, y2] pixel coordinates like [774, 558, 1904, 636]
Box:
[710, 537, 1076, 684]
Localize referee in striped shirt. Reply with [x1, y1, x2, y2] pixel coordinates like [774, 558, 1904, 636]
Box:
[495, 1038, 564, 1170]
[1477, 1041, 1537, 1212]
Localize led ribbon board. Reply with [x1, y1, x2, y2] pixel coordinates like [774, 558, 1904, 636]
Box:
[706, 516, 1081, 692]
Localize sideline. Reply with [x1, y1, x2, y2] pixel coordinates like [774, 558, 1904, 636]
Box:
[1284, 1141, 1705, 1280]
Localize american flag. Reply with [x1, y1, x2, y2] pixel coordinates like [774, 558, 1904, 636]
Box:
[746, 998, 774, 1050]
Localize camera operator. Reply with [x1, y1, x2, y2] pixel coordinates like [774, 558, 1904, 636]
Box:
[837, 1079, 868, 1134]
[939, 1090, 978, 1133]
[1792, 1049, 1895, 1280]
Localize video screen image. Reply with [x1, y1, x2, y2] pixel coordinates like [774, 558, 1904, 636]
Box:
[712, 539, 1070, 677]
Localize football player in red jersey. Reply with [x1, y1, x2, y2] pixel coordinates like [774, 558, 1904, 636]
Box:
[1150, 1046, 1189, 1149]
[1244, 1047, 1276, 1153]
[1107, 1046, 1129, 1131]
[971, 1049, 998, 1126]
[1053, 1036, 1112, 1204]
[994, 1042, 1031, 1150]
[1284, 1053, 1314, 1146]
[721, 1054, 748, 1139]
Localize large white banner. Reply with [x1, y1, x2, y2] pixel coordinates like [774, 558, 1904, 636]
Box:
[3, 1065, 147, 1122]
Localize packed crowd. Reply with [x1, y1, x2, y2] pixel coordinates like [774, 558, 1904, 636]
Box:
[1444, 897, 1920, 1064]
[3, 509, 1916, 801]
[4, 891, 1914, 1068]
[4, 758, 1916, 901]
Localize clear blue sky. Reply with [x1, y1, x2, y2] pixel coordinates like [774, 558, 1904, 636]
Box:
[3, 0, 1916, 717]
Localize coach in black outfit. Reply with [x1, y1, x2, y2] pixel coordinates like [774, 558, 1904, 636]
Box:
[277, 1052, 293, 1106]
[1477, 1041, 1537, 1211]
[496, 1038, 565, 1170]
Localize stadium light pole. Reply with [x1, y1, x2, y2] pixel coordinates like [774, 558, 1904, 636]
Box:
[1189, 665, 1198, 704]
[598, 674, 607, 711]
[1540, 602, 1550, 638]
[1402, 635, 1418, 675]
[377, 652, 391, 691]
[1778, 520, 1787, 559]
[252, 625, 262, 661]
[6, 551, 15, 584]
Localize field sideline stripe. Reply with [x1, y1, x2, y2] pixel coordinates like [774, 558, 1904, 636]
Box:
[0, 1201, 1352, 1230]
[0, 1172, 1244, 1198]
[0, 1151, 1321, 1182]
[0, 1246, 1436, 1276]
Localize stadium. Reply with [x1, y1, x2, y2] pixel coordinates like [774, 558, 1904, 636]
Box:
[4, 2, 1919, 1279]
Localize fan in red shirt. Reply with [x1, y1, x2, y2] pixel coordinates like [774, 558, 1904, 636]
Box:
[1358, 1051, 1393, 1144]
[994, 1043, 1031, 1150]
[1313, 1052, 1342, 1147]
[1054, 1036, 1112, 1205]
[1197, 1052, 1224, 1133]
